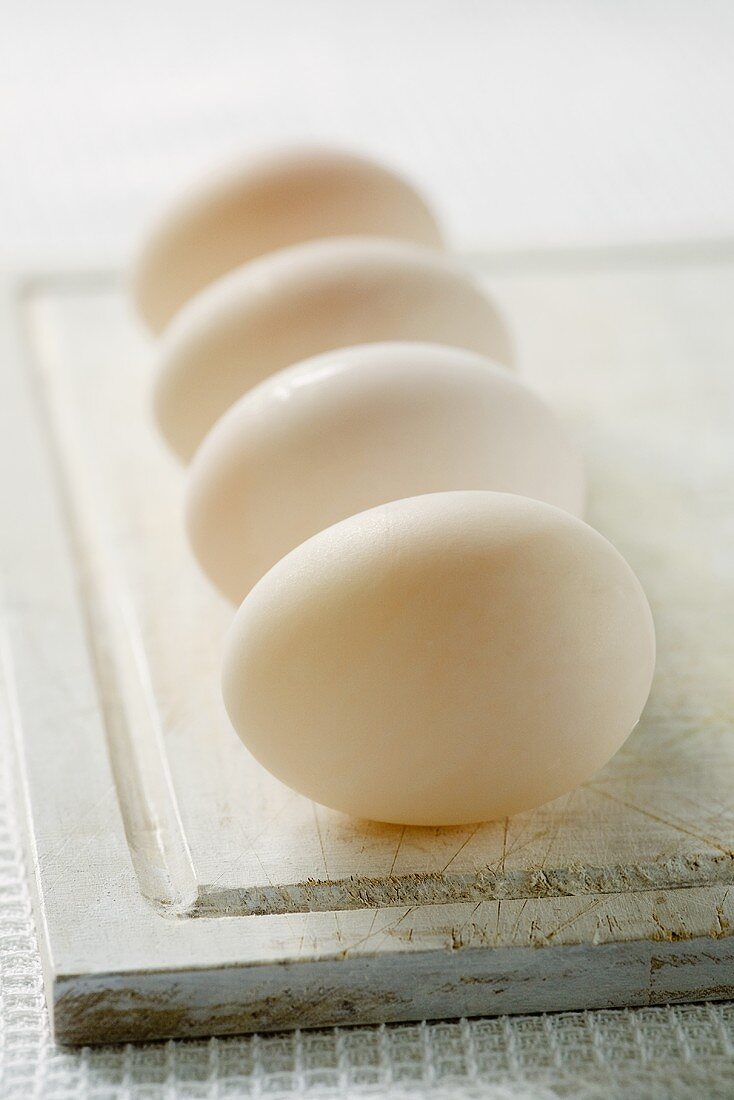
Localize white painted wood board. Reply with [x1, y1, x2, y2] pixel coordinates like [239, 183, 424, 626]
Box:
[1, 244, 732, 1045]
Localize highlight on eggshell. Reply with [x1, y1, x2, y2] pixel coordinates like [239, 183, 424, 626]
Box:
[185, 342, 585, 604]
[152, 236, 514, 462]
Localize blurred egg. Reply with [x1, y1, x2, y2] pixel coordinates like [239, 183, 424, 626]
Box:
[222, 491, 655, 826]
[154, 237, 513, 461]
[132, 146, 442, 332]
[187, 343, 584, 603]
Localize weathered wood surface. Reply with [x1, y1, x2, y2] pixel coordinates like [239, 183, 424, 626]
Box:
[1, 244, 733, 1044]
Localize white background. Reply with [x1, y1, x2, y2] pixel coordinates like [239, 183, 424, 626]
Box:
[3, 0, 734, 267]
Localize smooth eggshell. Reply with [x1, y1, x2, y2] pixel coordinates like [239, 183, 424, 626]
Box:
[187, 343, 584, 603]
[222, 491, 656, 826]
[153, 237, 513, 461]
[132, 147, 442, 333]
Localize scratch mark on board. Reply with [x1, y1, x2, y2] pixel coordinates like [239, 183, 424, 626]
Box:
[388, 826, 406, 879]
[588, 784, 734, 857]
[546, 898, 603, 941]
[441, 823, 482, 874]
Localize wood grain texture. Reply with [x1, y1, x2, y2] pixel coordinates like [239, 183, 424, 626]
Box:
[1, 245, 733, 1044]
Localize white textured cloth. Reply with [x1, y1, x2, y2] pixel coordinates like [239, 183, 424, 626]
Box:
[3, 3, 734, 1096]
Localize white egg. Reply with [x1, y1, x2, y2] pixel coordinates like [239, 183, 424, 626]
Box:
[222, 491, 656, 826]
[187, 343, 584, 604]
[132, 147, 442, 333]
[154, 237, 513, 461]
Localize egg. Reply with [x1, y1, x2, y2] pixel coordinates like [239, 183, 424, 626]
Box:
[154, 237, 513, 461]
[132, 147, 443, 333]
[154, 236, 510, 464]
[222, 491, 655, 826]
[187, 343, 584, 604]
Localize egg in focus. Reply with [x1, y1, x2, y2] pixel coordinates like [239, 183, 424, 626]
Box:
[222, 491, 656, 826]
